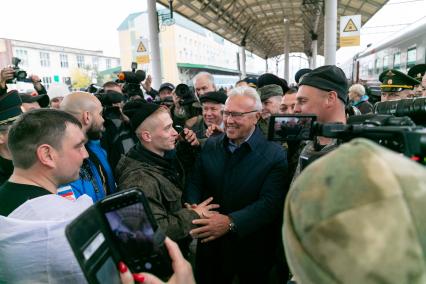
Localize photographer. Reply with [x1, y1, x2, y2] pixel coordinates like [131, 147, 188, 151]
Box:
[292, 65, 347, 179]
[170, 84, 200, 128]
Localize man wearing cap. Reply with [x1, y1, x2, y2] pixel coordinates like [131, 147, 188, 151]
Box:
[379, 69, 420, 102]
[186, 91, 227, 139]
[292, 65, 348, 178]
[186, 86, 289, 284]
[116, 103, 218, 254]
[60, 92, 116, 202]
[18, 93, 50, 112]
[0, 91, 23, 185]
[294, 68, 312, 85]
[193, 72, 217, 97]
[283, 138, 426, 283]
[257, 84, 283, 135]
[257, 73, 290, 94]
[408, 64, 426, 97]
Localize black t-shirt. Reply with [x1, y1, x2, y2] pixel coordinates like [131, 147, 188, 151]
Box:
[0, 182, 50, 216]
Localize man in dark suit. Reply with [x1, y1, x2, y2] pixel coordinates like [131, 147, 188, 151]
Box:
[186, 86, 289, 284]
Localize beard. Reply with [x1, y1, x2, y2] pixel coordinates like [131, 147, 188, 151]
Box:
[86, 123, 104, 140]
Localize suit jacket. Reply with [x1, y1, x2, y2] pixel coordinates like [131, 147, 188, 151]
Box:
[185, 126, 289, 282]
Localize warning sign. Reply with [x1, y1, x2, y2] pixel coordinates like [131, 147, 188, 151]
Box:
[340, 15, 361, 47]
[343, 19, 358, 32]
[137, 41, 147, 52]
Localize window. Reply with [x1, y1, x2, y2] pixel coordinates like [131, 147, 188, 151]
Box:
[92, 57, 99, 69]
[40, 52, 50, 67]
[368, 61, 373, 76]
[393, 52, 401, 69]
[42, 76, 52, 89]
[407, 47, 416, 68]
[77, 55, 85, 68]
[60, 54, 69, 68]
[106, 58, 111, 69]
[375, 58, 381, 74]
[15, 49, 28, 66]
[383, 56, 389, 71]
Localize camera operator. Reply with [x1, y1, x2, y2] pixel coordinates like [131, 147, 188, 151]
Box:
[170, 84, 201, 128]
[292, 65, 348, 179]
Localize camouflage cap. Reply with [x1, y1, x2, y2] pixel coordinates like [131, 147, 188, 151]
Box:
[257, 84, 283, 102]
[283, 138, 426, 284]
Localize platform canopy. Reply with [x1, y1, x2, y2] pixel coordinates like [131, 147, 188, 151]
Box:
[157, 0, 387, 59]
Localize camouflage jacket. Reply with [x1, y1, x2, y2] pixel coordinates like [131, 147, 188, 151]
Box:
[115, 144, 199, 242]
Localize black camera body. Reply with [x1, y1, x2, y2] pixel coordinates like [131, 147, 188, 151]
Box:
[6, 57, 28, 83]
[117, 63, 146, 100]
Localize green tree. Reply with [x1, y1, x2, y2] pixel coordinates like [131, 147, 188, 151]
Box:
[70, 68, 91, 90]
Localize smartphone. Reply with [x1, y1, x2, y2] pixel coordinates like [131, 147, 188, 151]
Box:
[268, 114, 316, 141]
[66, 189, 172, 283]
[99, 189, 172, 276]
[174, 125, 185, 138]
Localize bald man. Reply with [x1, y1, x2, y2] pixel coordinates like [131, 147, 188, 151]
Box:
[59, 92, 116, 202]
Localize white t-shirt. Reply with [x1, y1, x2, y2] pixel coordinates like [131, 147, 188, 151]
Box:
[0, 194, 93, 284]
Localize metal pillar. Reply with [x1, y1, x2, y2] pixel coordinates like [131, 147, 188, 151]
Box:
[312, 39, 318, 68]
[265, 57, 268, 73]
[240, 46, 247, 78]
[324, 0, 337, 65]
[284, 19, 290, 82]
[147, 0, 162, 89]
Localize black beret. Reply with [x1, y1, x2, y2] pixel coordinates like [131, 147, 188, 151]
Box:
[299, 65, 348, 104]
[0, 90, 23, 125]
[103, 90, 123, 105]
[123, 100, 161, 132]
[294, 68, 312, 84]
[257, 73, 289, 94]
[199, 91, 227, 104]
[19, 93, 50, 108]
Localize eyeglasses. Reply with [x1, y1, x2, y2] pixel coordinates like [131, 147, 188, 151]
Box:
[221, 110, 258, 118]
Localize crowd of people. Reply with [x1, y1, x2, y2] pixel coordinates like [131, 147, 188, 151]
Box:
[0, 61, 425, 284]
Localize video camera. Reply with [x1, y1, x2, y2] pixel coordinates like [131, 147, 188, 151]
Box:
[268, 112, 426, 166]
[117, 62, 146, 99]
[6, 57, 28, 84]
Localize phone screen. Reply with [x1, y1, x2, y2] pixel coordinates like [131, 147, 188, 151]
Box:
[269, 115, 316, 141]
[104, 202, 156, 272]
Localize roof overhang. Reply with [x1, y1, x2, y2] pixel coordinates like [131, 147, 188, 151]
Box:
[157, 0, 388, 59]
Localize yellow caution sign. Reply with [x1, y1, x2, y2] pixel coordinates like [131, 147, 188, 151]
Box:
[137, 42, 147, 53]
[343, 19, 358, 32]
[136, 55, 150, 64]
[340, 15, 361, 47]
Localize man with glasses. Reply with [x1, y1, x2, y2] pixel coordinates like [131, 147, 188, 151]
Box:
[186, 86, 289, 284]
[379, 69, 420, 101]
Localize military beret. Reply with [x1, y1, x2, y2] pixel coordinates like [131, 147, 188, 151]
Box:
[257, 84, 283, 102]
[18, 93, 50, 108]
[199, 91, 227, 104]
[0, 90, 23, 125]
[294, 68, 312, 84]
[407, 64, 426, 82]
[123, 100, 161, 132]
[102, 90, 123, 106]
[379, 69, 420, 92]
[284, 138, 426, 283]
[299, 65, 348, 104]
[257, 73, 290, 94]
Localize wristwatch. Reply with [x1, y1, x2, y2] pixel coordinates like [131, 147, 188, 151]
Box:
[228, 217, 237, 233]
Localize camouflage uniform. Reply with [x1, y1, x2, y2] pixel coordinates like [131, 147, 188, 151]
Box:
[284, 138, 426, 284]
[116, 143, 199, 249]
